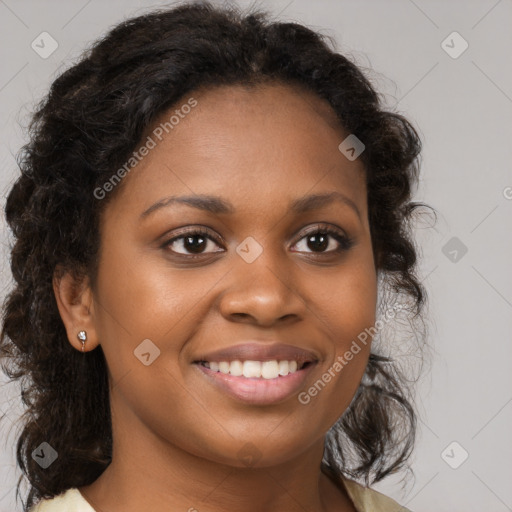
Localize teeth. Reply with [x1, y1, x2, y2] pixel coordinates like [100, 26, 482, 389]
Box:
[218, 361, 230, 374]
[230, 360, 243, 377]
[243, 360, 261, 378]
[203, 359, 302, 378]
[261, 361, 279, 379]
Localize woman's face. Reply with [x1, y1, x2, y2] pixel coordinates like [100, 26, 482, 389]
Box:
[90, 82, 377, 467]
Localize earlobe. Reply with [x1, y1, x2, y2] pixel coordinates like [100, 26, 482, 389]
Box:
[52, 266, 98, 352]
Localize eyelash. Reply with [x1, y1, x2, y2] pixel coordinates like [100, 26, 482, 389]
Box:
[161, 224, 354, 259]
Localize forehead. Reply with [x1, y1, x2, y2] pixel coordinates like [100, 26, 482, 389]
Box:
[186, 80, 344, 127]
[106, 82, 367, 217]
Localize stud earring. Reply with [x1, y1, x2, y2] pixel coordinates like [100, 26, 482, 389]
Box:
[77, 331, 87, 352]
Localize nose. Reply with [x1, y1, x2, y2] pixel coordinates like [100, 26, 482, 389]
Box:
[218, 254, 306, 327]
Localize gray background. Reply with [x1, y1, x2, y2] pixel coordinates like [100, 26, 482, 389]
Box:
[1, 0, 511, 511]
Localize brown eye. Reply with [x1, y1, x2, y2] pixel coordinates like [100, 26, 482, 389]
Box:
[291, 225, 354, 254]
[163, 228, 224, 256]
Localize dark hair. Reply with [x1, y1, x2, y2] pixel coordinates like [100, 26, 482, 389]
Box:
[1, 2, 433, 510]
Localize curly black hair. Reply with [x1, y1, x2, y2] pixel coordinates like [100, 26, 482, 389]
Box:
[0, 2, 433, 510]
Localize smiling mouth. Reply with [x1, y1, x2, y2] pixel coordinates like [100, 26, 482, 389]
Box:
[193, 359, 318, 405]
[196, 359, 313, 379]
[192, 342, 319, 404]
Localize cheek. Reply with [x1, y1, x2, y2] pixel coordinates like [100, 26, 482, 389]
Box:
[331, 265, 377, 380]
[297, 258, 377, 421]
[310, 255, 377, 351]
[92, 242, 229, 386]
[93, 241, 202, 338]
[91, 249, 232, 459]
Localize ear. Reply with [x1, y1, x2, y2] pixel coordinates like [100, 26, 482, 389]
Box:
[53, 265, 99, 352]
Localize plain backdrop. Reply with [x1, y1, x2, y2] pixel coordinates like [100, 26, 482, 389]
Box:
[0, 1, 511, 511]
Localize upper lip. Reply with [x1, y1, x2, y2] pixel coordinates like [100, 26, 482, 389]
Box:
[194, 343, 319, 366]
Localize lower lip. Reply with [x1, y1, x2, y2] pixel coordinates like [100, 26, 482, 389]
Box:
[194, 363, 317, 405]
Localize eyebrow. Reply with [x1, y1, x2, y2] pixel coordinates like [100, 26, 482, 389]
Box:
[140, 191, 361, 220]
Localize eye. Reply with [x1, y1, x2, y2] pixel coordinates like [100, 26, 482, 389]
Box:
[162, 224, 354, 259]
[162, 227, 224, 257]
[291, 224, 354, 255]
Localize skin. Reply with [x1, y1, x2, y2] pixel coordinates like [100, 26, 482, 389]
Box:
[54, 82, 378, 512]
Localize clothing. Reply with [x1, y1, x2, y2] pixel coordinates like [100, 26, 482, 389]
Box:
[343, 479, 412, 512]
[29, 477, 411, 512]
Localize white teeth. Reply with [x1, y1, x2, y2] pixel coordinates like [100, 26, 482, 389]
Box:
[243, 360, 261, 378]
[261, 360, 280, 379]
[229, 360, 243, 377]
[218, 361, 230, 374]
[204, 359, 302, 378]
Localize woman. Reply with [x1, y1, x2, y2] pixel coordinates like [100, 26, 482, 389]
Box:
[0, 2, 431, 511]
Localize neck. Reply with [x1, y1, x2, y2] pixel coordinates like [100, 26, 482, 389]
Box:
[79, 393, 355, 512]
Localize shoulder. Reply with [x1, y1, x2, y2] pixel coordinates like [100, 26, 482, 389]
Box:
[29, 488, 96, 512]
[341, 477, 412, 512]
